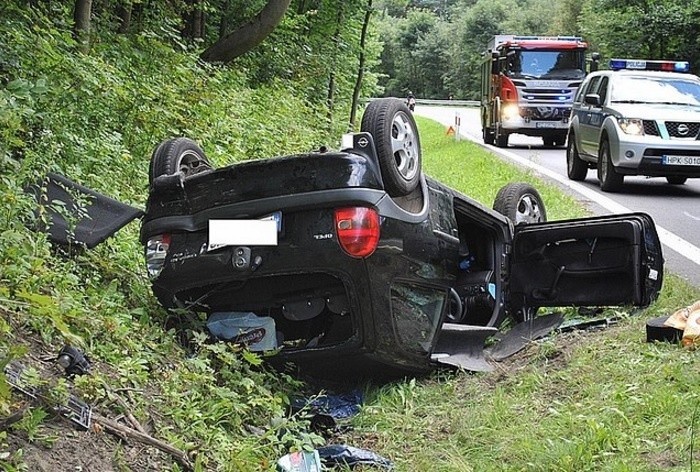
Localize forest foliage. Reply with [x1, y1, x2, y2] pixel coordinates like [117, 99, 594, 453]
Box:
[376, 0, 700, 99]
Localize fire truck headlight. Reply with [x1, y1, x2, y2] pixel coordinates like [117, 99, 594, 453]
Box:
[618, 118, 644, 135]
[501, 104, 520, 121]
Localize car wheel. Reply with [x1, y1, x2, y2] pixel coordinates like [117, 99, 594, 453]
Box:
[566, 133, 588, 181]
[495, 129, 509, 148]
[542, 136, 555, 147]
[361, 98, 421, 197]
[483, 127, 495, 145]
[597, 138, 623, 192]
[149, 137, 212, 185]
[666, 176, 687, 185]
[493, 183, 547, 225]
[554, 133, 567, 147]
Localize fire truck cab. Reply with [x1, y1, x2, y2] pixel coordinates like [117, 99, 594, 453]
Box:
[481, 35, 594, 148]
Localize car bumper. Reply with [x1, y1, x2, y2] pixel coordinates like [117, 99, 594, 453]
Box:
[612, 134, 700, 177]
[500, 118, 570, 135]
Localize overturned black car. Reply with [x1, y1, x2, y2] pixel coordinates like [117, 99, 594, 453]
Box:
[139, 98, 663, 377]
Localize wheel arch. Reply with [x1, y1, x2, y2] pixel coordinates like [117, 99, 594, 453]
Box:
[600, 120, 622, 167]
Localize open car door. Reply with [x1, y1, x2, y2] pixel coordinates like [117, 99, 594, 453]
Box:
[509, 213, 663, 310]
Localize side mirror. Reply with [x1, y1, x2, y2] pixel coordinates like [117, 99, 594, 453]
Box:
[584, 93, 602, 106]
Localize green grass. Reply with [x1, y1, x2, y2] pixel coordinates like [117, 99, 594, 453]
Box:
[341, 118, 700, 472]
[416, 116, 588, 221]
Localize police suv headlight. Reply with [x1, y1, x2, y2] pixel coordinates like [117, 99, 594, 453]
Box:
[618, 118, 644, 135]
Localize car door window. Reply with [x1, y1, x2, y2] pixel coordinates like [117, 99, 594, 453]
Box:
[585, 76, 602, 105]
[575, 79, 591, 103]
[595, 76, 609, 106]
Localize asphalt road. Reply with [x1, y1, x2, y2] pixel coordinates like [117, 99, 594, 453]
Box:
[415, 104, 700, 288]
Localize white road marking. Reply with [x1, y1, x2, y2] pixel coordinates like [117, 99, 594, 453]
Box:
[684, 211, 700, 221]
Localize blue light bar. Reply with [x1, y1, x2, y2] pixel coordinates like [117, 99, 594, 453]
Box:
[610, 58, 691, 73]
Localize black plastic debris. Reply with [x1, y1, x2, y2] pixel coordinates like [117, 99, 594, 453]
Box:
[646, 315, 683, 343]
[291, 390, 363, 420]
[56, 345, 91, 376]
[559, 316, 620, 333]
[486, 313, 564, 361]
[317, 444, 394, 469]
[3, 360, 92, 430]
[291, 390, 363, 432]
[28, 172, 143, 249]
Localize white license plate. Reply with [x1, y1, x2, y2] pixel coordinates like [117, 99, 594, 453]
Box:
[662, 155, 700, 166]
[208, 211, 281, 250]
[535, 122, 558, 129]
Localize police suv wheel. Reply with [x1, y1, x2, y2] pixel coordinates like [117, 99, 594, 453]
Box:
[566, 134, 588, 181]
[667, 176, 687, 185]
[597, 138, 623, 192]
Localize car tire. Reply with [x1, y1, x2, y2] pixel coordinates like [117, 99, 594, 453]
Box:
[361, 98, 421, 197]
[493, 182, 547, 225]
[149, 137, 212, 185]
[554, 132, 567, 147]
[597, 138, 623, 192]
[566, 133, 588, 181]
[666, 176, 687, 185]
[495, 129, 509, 148]
[483, 127, 495, 145]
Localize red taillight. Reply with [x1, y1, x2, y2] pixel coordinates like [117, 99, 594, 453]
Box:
[334, 207, 380, 258]
[500, 75, 518, 101]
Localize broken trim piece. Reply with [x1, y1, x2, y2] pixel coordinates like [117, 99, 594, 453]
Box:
[29, 173, 143, 249]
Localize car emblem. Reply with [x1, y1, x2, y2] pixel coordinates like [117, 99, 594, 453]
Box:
[357, 137, 369, 148]
[677, 123, 690, 136]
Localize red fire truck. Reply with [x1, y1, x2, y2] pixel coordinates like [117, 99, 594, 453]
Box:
[480, 35, 596, 148]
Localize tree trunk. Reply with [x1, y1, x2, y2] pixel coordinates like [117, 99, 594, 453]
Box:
[218, 0, 231, 39]
[73, 0, 93, 48]
[117, 2, 131, 34]
[192, 7, 203, 39]
[200, 0, 292, 63]
[326, 4, 345, 126]
[349, 0, 373, 130]
[183, 0, 205, 40]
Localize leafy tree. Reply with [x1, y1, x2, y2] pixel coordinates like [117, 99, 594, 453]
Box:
[550, 0, 586, 36]
[443, 0, 511, 99]
[580, 0, 700, 72]
[377, 8, 444, 97]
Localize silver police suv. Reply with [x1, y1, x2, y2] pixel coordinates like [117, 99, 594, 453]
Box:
[567, 59, 700, 191]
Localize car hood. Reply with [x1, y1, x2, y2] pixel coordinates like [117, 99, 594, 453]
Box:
[610, 103, 700, 121]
